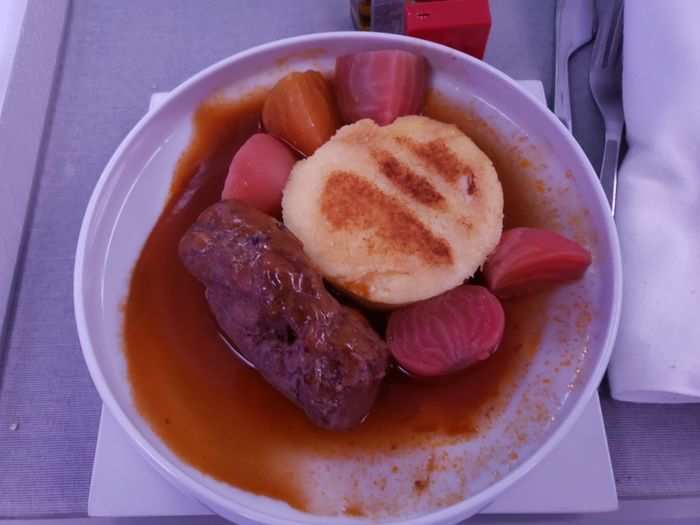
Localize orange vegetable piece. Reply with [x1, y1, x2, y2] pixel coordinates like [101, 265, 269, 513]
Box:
[262, 70, 341, 156]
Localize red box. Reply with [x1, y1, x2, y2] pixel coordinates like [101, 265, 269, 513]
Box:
[405, 0, 492, 59]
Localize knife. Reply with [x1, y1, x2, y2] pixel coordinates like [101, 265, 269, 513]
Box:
[554, 0, 596, 131]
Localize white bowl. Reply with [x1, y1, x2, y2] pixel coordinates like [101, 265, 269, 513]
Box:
[74, 32, 622, 525]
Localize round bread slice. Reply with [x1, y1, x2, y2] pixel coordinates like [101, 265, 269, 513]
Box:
[282, 115, 504, 307]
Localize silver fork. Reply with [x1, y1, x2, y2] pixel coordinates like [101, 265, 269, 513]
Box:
[590, 0, 624, 214]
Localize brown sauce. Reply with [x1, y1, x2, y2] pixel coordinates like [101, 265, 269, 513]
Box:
[123, 89, 553, 511]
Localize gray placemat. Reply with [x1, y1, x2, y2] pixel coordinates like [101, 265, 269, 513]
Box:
[601, 394, 700, 499]
[0, 0, 698, 518]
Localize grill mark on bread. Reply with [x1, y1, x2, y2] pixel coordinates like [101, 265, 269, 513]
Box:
[395, 136, 477, 194]
[321, 171, 453, 265]
[370, 149, 445, 207]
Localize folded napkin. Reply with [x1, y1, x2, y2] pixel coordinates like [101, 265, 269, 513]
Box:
[608, 1, 700, 402]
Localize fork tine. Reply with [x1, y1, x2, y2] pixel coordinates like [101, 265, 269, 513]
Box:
[592, 0, 623, 68]
[603, 3, 624, 68]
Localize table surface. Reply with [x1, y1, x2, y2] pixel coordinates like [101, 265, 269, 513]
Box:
[1, 0, 699, 522]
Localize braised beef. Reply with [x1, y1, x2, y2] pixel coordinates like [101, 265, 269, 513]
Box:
[179, 200, 389, 430]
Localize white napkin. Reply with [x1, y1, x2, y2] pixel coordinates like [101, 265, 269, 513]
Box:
[608, 1, 700, 402]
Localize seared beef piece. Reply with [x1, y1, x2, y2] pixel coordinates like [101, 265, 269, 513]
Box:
[179, 200, 389, 430]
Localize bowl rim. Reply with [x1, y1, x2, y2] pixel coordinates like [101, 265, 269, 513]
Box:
[74, 30, 623, 525]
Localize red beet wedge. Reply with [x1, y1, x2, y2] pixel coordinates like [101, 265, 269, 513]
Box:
[222, 133, 297, 217]
[387, 285, 505, 377]
[335, 50, 428, 126]
[484, 227, 592, 299]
